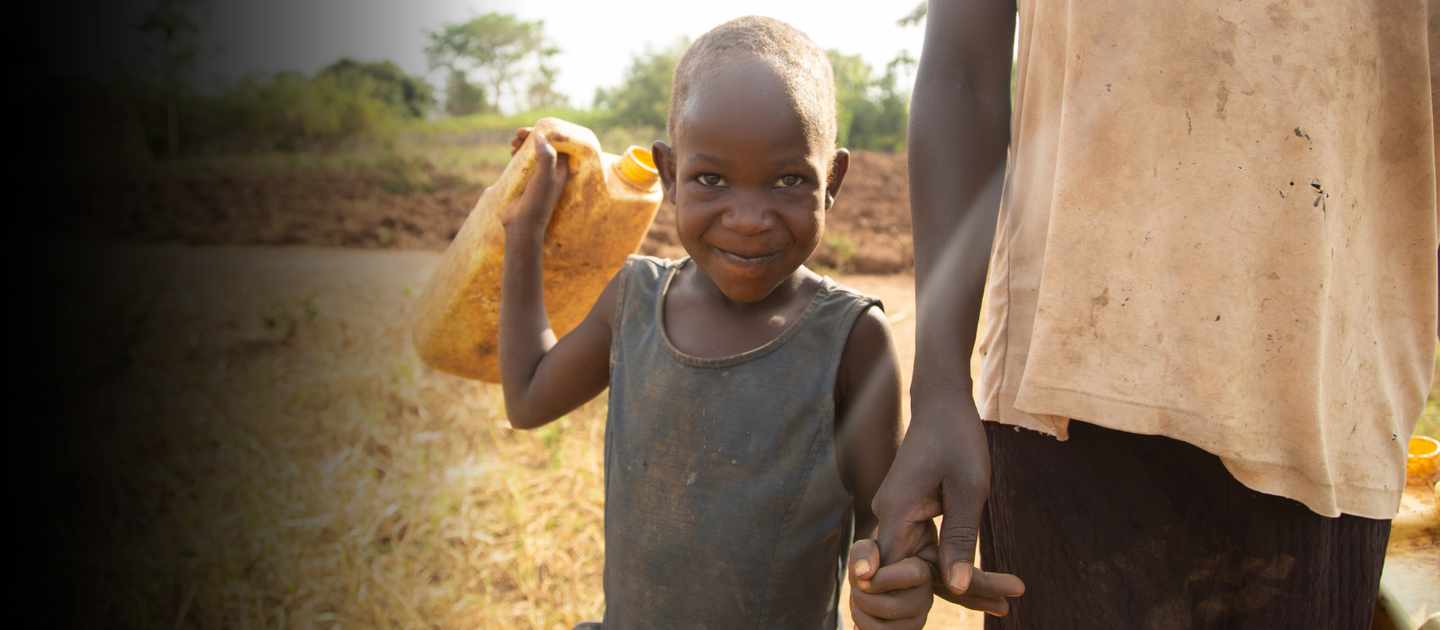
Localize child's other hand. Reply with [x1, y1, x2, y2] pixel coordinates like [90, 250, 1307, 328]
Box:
[510, 127, 532, 156]
[500, 131, 570, 232]
[848, 538, 934, 629]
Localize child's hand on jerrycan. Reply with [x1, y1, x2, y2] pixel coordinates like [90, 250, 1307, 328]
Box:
[510, 126, 533, 156]
[499, 131, 570, 232]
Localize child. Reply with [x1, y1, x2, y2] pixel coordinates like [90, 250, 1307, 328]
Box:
[498, 17, 933, 629]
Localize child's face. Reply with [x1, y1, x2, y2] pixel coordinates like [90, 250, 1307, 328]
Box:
[654, 62, 847, 304]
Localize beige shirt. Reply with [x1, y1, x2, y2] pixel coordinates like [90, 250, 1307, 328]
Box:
[978, 0, 1439, 519]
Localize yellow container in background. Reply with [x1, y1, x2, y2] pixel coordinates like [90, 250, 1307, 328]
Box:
[412, 118, 662, 381]
[1408, 435, 1439, 486]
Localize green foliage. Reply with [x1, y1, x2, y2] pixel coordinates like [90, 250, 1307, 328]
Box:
[526, 64, 569, 111]
[593, 39, 688, 132]
[112, 40, 433, 156]
[898, 1, 927, 26]
[596, 126, 665, 154]
[445, 69, 488, 116]
[320, 58, 434, 118]
[412, 106, 610, 136]
[142, 69, 407, 154]
[377, 153, 436, 194]
[425, 13, 557, 115]
[892, 2, 1019, 109]
[221, 72, 401, 151]
[825, 232, 856, 263]
[829, 51, 909, 152]
[138, 0, 201, 67]
[138, 0, 205, 157]
[397, 110, 665, 160]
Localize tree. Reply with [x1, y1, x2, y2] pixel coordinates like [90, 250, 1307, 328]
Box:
[892, 2, 1016, 104]
[320, 58, 434, 118]
[898, 1, 926, 26]
[424, 13, 555, 115]
[593, 39, 689, 130]
[525, 63, 569, 110]
[138, 0, 203, 158]
[445, 70, 487, 116]
[829, 51, 908, 152]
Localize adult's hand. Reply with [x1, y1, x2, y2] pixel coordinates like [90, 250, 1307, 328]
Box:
[852, 387, 1023, 613]
[847, 0, 1025, 614]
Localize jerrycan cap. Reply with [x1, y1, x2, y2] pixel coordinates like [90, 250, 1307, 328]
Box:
[617, 146, 659, 190]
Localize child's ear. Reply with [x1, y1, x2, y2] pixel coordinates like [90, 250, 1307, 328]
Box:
[653, 141, 678, 205]
[824, 148, 850, 211]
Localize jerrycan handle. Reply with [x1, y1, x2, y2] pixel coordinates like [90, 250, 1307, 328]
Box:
[498, 117, 601, 201]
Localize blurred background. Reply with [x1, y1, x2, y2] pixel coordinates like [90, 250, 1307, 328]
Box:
[27, 0, 931, 269]
[23, 1, 1439, 628]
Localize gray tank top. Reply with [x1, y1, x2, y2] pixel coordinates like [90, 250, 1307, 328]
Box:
[603, 256, 880, 629]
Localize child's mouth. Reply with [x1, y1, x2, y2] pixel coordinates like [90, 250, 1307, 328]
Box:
[713, 246, 780, 267]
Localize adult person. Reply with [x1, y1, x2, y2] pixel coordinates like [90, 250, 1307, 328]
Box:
[849, 0, 1438, 627]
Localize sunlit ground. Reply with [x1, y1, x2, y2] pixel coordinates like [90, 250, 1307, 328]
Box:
[66, 244, 1436, 629]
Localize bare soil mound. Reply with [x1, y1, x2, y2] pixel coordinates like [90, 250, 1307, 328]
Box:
[53, 168, 481, 251]
[56, 149, 913, 273]
[817, 150, 914, 273]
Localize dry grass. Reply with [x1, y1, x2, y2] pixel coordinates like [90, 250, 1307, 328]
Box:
[66, 246, 608, 629]
[54, 245, 984, 629]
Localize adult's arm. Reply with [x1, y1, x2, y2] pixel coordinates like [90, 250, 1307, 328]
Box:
[860, 0, 1023, 612]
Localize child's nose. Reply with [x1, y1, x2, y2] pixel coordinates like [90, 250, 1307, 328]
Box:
[720, 193, 777, 235]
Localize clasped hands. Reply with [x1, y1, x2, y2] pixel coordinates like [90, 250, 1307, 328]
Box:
[847, 520, 1024, 629]
[845, 403, 1025, 629]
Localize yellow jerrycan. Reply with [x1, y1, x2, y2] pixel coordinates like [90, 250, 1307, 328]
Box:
[412, 118, 662, 381]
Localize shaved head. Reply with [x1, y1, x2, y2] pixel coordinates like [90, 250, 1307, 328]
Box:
[668, 16, 837, 157]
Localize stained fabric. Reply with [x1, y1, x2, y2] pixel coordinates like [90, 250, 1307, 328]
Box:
[602, 256, 878, 629]
[978, 0, 1440, 518]
[979, 420, 1391, 630]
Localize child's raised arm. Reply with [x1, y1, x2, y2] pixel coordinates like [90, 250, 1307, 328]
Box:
[498, 131, 616, 429]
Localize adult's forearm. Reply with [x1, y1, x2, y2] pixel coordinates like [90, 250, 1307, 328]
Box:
[857, 3, 1029, 605]
[908, 0, 1015, 420]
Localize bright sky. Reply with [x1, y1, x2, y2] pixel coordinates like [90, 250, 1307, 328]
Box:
[77, 0, 929, 112]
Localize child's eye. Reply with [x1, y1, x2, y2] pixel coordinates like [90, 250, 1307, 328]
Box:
[696, 174, 726, 187]
[774, 175, 805, 188]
